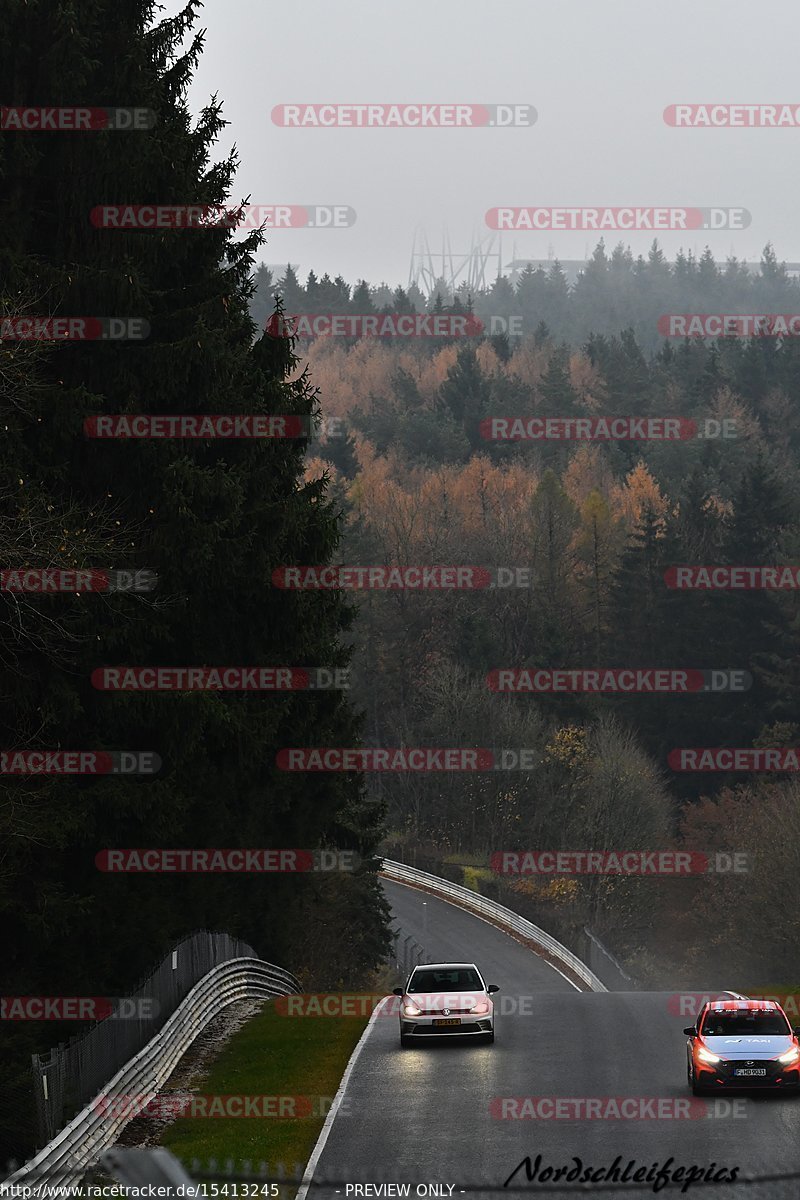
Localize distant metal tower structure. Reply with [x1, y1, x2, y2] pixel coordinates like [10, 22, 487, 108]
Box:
[408, 228, 508, 296]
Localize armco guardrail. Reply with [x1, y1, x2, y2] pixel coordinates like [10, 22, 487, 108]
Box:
[6, 958, 300, 1187]
[380, 859, 608, 992]
[32, 930, 263, 1146]
[583, 925, 634, 988]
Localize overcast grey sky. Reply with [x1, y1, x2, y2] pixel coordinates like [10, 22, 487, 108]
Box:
[175, 0, 800, 287]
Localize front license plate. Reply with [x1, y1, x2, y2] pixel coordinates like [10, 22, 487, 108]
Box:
[734, 1068, 766, 1076]
[433, 1018, 461, 1026]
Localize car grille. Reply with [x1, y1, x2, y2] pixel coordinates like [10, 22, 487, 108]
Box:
[714, 1060, 790, 1085]
[419, 1007, 476, 1016]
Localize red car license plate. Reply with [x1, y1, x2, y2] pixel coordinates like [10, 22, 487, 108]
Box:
[433, 1018, 461, 1026]
[734, 1068, 766, 1076]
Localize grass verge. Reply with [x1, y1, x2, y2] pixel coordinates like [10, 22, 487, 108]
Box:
[161, 998, 371, 1186]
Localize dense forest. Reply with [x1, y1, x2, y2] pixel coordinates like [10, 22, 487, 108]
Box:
[4, 0, 800, 1169]
[251, 242, 800, 353]
[252, 256, 800, 993]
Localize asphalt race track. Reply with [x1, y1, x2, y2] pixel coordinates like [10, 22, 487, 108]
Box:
[302, 879, 800, 1200]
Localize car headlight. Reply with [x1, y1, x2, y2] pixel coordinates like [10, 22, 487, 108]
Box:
[402, 1002, 422, 1017]
[778, 1046, 800, 1064]
[472, 1001, 490, 1014]
[696, 1045, 721, 1064]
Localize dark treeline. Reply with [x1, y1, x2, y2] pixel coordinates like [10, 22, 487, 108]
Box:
[0, 0, 387, 1161]
[252, 242, 800, 353]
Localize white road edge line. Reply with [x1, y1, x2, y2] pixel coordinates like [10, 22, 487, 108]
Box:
[295, 994, 390, 1200]
[295, 950, 745, 1196]
[385, 877, 583, 993]
[296, 880, 597, 1195]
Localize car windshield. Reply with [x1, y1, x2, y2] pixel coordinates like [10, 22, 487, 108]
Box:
[407, 968, 483, 993]
[701, 1012, 790, 1036]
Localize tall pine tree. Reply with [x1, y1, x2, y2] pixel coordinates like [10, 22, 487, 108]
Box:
[0, 0, 389, 1159]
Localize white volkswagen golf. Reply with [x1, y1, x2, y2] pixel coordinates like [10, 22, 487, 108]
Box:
[393, 961, 499, 1046]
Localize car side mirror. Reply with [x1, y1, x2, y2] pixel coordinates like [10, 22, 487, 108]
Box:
[393, 987, 403, 996]
[683, 1027, 696, 1036]
[793, 1028, 800, 1037]
[487, 984, 500, 993]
